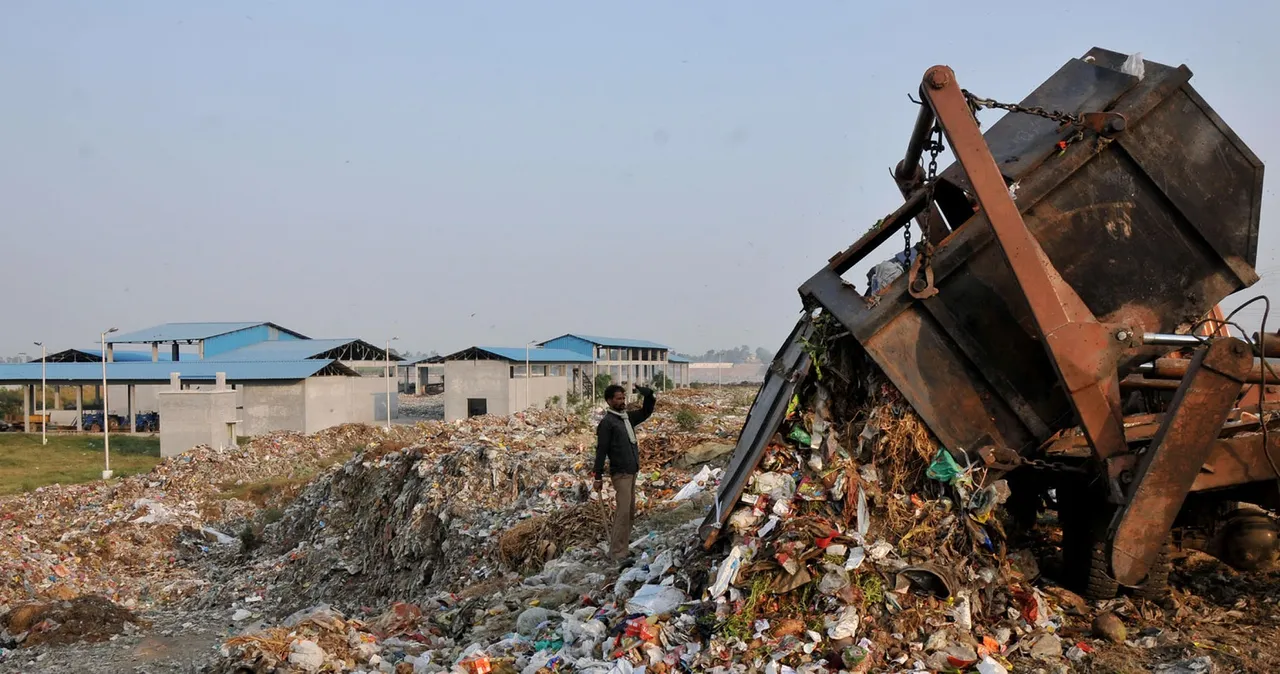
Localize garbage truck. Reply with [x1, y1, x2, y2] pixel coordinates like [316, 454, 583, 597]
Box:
[703, 48, 1273, 600]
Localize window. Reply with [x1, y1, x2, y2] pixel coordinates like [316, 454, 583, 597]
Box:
[609, 348, 620, 361]
[549, 365, 565, 376]
[531, 365, 546, 377]
[467, 399, 487, 418]
[512, 365, 527, 378]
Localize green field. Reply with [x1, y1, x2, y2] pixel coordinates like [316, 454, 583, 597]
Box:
[0, 433, 161, 495]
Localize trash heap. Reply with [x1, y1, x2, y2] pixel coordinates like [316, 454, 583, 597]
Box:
[211, 397, 739, 609]
[697, 362, 1046, 673]
[0, 423, 408, 610]
[222, 408, 597, 608]
[203, 377, 1280, 673]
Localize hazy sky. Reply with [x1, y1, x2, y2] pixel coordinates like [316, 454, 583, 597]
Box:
[2, 1, 1276, 357]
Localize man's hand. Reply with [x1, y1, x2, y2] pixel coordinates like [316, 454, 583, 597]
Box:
[593, 477, 603, 493]
[634, 385, 655, 397]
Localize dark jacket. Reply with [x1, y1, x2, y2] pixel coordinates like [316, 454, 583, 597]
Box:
[593, 388, 656, 478]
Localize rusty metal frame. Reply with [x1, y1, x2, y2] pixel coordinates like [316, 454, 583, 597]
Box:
[916, 66, 1132, 499]
[1108, 337, 1254, 585]
[698, 315, 815, 547]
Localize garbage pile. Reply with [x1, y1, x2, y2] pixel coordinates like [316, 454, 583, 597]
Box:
[202, 372, 1280, 673]
[0, 595, 143, 650]
[0, 423, 409, 610]
[214, 398, 742, 610]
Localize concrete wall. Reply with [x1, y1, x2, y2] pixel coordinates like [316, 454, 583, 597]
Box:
[688, 363, 767, 384]
[302, 376, 396, 433]
[507, 375, 569, 413]
[157, 388, 238, 457]
[239, 382, 307, 436]
[444, 360, 509, 421]
[234, 376, 395, 436]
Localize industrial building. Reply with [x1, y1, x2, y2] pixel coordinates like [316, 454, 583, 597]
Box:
[436, 335, 690, 422]
[0, 322, 401, 449]
[538, 334, 690, 388]
[441, 346, 592, 421]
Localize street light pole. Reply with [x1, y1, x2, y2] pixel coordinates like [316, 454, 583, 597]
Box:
[34, 342, 46, 445]
[101, 327, 117, 479]
[385, 337, 398, 430]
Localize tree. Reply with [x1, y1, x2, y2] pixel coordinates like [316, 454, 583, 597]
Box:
[755, 347, 774, 363]
[593, 373, 613, 399]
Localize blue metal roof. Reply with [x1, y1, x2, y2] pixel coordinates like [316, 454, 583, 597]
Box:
[542, 334, 670, 350]
[668, 354, 691, 363]
[39, 348, 182, 363]
[0, 359, 354, 384]
[205, 338, 398, 362]
[447, 346, 595, 363]
[107, 322, 308, 344]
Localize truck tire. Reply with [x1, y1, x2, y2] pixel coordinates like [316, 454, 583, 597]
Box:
[1085, 536, 1120, 601]
[1133, 540, 1174, 605]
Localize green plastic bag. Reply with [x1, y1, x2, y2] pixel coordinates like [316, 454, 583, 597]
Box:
[788, 425, 812, 446]
[926, 447, 963, 483]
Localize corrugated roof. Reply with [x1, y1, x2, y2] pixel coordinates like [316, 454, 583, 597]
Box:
[668, 354, 691, 363]
[205, 338, 399, 362]
[107, 322, 308, 344]
[40, 348, 182, 363]
[446, 346, 595, 363]
[542, 334, 670, 350]
[0, 359, 355, 384]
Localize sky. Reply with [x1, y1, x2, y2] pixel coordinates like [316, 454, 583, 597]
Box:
[1, 1, 1276, 357]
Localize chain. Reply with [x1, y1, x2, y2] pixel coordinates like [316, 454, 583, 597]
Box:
[920, 126, 943, 252]
[902, 208, 912, 258]
[962, 90, 1086, 148]
[1022, 457, 1088, 474]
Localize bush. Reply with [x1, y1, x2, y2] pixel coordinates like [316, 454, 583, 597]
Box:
[593, 373, 613, 399]
[651, 371, 674, 389]
[675, 406, 702, 432]
[545, 395, 562, 409]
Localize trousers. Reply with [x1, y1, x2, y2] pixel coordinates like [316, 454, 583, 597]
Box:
[610, 473, 636, 560]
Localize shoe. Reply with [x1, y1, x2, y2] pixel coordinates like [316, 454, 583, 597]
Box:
[616, 555, 637, 569]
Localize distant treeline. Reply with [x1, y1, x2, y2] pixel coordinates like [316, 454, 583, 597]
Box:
[674, 346, 775, 364]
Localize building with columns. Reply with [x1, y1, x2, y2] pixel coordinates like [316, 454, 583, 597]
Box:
[537, 334, 689, 390]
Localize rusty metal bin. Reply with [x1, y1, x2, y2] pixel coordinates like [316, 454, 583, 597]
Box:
[800, 47, 1264, 458]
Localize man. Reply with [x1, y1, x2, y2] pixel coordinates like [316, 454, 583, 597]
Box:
[593, 383, 656, 564]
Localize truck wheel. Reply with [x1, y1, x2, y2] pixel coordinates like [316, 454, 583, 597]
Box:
[1134, 540, 1174, 605]
[1085, 537, 1121, 601]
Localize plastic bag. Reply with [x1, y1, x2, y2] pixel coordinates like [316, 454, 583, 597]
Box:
[625, 584, 688, 616]
[1121, 52, 1145, 80]
[926, 448, 964, 483]
[825, 606, 860, 640]
[708, 545, 745, 599]
[672, 465, 716, 501]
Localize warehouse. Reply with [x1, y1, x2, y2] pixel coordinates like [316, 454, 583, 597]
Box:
[538, 333, 690, 388]
[0, 358, 390, 438]
[0, 321, 401, 442]
[441, 346, 592, 421]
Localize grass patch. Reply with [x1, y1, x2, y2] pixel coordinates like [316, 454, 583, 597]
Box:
[0, 433, 161, 495]
[216, 475, 315, 507]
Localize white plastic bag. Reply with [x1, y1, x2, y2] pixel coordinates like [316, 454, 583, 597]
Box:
[625, 584, 688, 616]
[672, 465, 716, 501]
[708, 545, 745, 599]
[1121, 52, 1145, 80]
